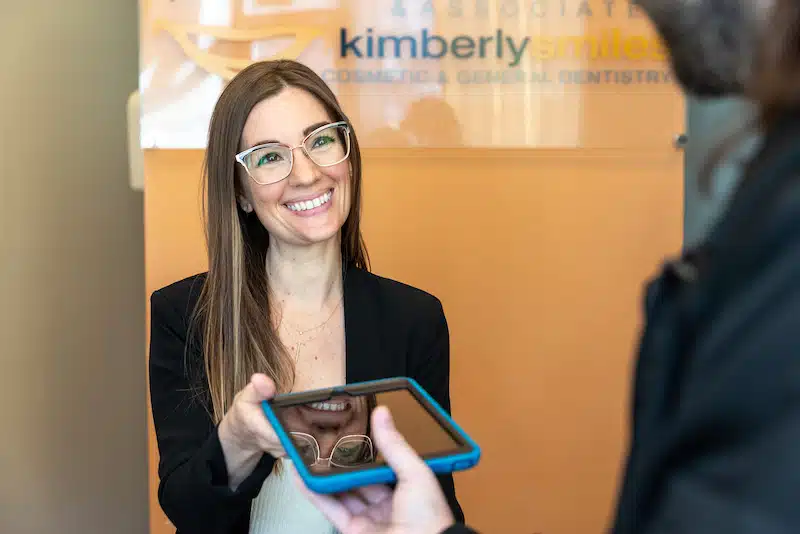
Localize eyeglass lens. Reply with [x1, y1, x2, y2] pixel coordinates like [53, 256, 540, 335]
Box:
[290, 433, 373, 468]
[292, 434, 320, 466]
[330, 437, 372, 468]
[243, 124, 350, 185]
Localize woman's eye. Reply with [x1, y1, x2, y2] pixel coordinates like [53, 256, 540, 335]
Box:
[337, 444, 361, 458]
[256, 152, 281, 166]
[296, 443, 316, 461]
[310, 135, 334, 149]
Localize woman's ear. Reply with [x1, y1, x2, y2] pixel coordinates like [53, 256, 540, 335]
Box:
[238, 195, 254, 213]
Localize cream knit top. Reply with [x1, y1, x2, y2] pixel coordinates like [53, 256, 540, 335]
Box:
[248, 458, 336, 534]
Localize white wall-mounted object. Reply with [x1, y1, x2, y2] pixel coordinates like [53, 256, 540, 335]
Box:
[127, 90, 144, 192]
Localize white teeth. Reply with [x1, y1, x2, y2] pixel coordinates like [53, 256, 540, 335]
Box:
[286, 190, 332, 212]
[309, 401, 347, 412]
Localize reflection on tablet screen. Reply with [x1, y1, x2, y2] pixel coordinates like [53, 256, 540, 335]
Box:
[273, 388, 463, 474]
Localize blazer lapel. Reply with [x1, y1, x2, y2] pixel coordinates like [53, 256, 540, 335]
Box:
[343, 266, 384, 384]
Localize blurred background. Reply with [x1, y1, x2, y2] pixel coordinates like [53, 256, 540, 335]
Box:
[1, 1, 146, 533]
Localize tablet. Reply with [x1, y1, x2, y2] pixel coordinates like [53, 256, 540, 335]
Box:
[261, 377, 481, 494]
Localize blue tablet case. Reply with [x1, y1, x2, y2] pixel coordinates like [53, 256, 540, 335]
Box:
[261, 376, 481, 494]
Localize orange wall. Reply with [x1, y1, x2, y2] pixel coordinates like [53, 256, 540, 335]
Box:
[145, 143, 684, 533]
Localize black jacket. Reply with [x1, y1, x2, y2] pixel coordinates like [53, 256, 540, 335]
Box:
[149, 266, 464, 534]
[446, 114, 800, 534]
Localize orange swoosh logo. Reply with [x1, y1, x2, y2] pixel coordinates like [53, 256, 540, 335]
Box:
[153, 19, 325, 80]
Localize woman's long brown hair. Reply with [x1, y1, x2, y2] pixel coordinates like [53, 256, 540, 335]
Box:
[192, 60, 370, 423]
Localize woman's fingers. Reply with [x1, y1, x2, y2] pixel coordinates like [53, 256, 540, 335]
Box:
[242, 373, 276, 404]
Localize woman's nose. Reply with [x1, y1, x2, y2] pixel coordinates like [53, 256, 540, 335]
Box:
[315, 432, 340, 459]
[287, 147, 319, 185]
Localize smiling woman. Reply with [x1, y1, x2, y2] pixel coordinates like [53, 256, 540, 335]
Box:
[234, 92, 354, 249]
[147, 59, 465, 534]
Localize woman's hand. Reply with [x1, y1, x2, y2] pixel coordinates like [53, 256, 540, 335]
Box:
[298, 406, 456, 534]
[217, 373, 284, 490]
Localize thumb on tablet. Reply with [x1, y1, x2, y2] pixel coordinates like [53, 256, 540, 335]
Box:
[243, 373, 276, 404]
[370, 405, 432, 483]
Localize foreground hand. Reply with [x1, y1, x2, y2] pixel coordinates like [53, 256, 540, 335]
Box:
[218, 373, 284, 488]
[298, 406, 455, 534]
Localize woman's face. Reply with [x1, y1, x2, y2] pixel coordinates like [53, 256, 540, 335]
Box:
[237, 86, 352, 248]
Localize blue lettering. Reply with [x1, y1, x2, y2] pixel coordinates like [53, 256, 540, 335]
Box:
[451, 35, 475, 58]
[337, 28, 531, 67]
[366, 28, 374, 57]
[422, 29, 447, 58]
[340, 28, 362, 58]
[477, 35, 493, 58]
[507, 36, 530, 67]
[378, 35, 418, 58]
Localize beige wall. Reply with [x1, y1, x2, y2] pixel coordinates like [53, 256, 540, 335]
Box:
[0, 1, 146, 533]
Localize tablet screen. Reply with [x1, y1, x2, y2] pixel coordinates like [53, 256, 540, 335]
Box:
[271, 386, 465, 474]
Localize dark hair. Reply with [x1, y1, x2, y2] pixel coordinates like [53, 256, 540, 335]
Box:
[194, 60, 370, 422]
[749, 0, 800, 128]
[699, 0, 800, 192]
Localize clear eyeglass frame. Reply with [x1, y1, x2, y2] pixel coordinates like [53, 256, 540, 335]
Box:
[234, 121, 352, 185]
[289, 431, 374, 469]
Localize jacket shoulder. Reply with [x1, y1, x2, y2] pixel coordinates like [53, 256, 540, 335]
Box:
[354, 268, 444, 319]
[149, 273, 208, 376]
[150, 272, 208, 324]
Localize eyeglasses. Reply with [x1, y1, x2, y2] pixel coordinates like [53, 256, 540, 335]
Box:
[234, 121, 351, 185]
[290, 431, 374, 469]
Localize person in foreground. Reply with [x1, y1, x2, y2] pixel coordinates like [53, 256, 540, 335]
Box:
[302, 0, 800, 532]
[148, 60, 463, 534]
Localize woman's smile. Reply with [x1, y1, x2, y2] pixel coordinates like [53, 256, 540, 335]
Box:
[283, 188, 334, 217]
[307, 399, 349, 412]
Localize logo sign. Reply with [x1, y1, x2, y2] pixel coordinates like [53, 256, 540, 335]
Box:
[140, 0, 675, 149]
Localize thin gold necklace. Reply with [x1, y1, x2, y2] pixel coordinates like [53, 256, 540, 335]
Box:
[277, 293, 344, 361]
[278, 293, 343, 338]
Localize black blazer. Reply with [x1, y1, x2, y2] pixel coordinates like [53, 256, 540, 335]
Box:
[149, 265, 465, 534]
[446, 114, 800, 534]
